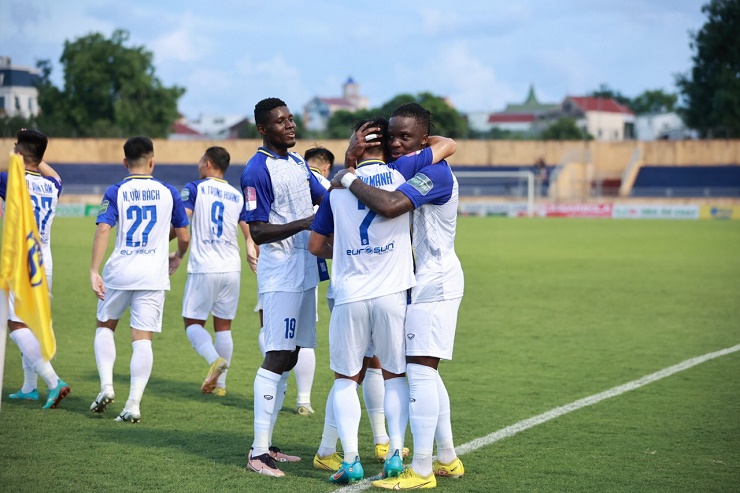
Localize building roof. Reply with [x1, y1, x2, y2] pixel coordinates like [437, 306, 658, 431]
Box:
[503, 84, 558, 114]
[171, 121, 202, 136]
[566, 96, 634, 115]
[320, 97, 355, 108]
[488, 113, 537, 123]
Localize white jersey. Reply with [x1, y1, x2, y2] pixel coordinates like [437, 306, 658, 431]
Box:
[311, 159, 415, 305]
[396, 161, 464, 302]
[0, 170, 62, 275]
[241, 148, 327, 293]
[182, 177, 246, 274]
[97, 174, 189, 290]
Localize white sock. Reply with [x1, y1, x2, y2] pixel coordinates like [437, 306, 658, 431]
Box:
[94, 327, 116, 392]
[317, 385, 339, 457]
[333, 378, 361, 461]
[293, 347, 315, 407]
[257, 326, 266, 356]
[407, 363, 439, 476]
[10, 328, 59, 389]
[21, 353, 38, 393]
[384, 376, 409, 459]
[253, 368, 280, 456]
[268, 371, 290, 445]
[362, 368, 388, 445]
[214, 330, 233, 388]
[435, 372, 457, 465]
[125, 339, 152, 412]
[186, 324, 219, 364]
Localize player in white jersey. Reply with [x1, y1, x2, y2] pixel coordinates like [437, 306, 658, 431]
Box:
[180, 146, 250, 397]
[241, 98, 326, 478]
[0, 129, 70, 409]
[309, 116, 415, 484]
[89, 136, 190, 423]
[334, 103, 462, 489]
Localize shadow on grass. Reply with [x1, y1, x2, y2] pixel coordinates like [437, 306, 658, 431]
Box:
[96, 427, 332, 480]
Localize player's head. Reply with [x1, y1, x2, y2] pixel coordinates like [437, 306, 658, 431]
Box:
[254, 97, 296, 153]
[199, 146, 230, 179]
[387, 103, 434, 160]
[354, 116, 388, 161]
[304, 146, 335, 178]
[15, 129, 48, 166]
[123, 136, 154, 172]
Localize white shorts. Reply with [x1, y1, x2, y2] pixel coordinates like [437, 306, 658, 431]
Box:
[405, 298, 462, 360]
[8, 274, 52, 324]
[329, 291, 407, 376]
[261, 289, 317, 352]
[97, 289, 166, 332]
[256, 287, 320, 323]
[182, 272, 240, 320]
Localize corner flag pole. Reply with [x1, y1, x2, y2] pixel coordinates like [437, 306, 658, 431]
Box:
[0, 290, 8, 415]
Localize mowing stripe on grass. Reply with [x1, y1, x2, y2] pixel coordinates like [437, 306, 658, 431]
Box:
[337, 343, 740, 492]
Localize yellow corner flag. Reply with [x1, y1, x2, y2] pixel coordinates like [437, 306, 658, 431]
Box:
[0, 153, 55, 360]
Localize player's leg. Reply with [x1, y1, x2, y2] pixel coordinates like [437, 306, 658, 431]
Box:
[210, 272, 240, 394]
[362, 356, 389, 456]
[183, 273, 224, 393]
[91, 289, 127, 413]
[371, 292, 409, 478]
[115, 290, 164, 423]
[325, 299, 369, 483]
[293, 347, 315, 414]
[248, 291, 303, 476]
[9, 353, 38, 399]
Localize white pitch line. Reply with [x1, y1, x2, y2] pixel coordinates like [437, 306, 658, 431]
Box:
[336, 343, 740, 492]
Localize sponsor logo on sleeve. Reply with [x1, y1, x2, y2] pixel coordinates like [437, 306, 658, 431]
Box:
[407, 173, 433, 196]
[98, 200, 109, 215]
[180, 187, 190, 202]
[244, 187, 257, 211]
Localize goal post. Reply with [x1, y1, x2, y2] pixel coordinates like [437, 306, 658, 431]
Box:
[454, 170, 537, 217]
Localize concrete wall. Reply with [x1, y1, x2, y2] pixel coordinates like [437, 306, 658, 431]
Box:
[1, 138, 738, 173]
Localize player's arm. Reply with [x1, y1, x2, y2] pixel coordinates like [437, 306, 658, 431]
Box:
[239, 220, 259, 273]
[169, 209, 192, 241]
[308, 231, 333, 259]
[90, 223, 112, 300]
[37, 161, 61, 182]
[249, 216, 313, 245]
[169, 226, 190, 275]
[330, 170, 413, 219]
[427, 136, 457, 163]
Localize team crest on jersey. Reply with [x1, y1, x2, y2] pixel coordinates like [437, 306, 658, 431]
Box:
[407, 173, 433, 195]
[180, 188, 190, 202]
[244, 187, 257, 211]
[98, 200, 109, 215]
[26, 231, 44, 287]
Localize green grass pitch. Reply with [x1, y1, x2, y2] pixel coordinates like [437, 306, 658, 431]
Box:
[1, 217, 739, 492]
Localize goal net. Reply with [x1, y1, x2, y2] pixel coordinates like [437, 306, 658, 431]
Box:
[454, 170, 537, 217]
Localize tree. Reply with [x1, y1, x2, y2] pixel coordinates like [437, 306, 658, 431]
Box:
[589, 84, 632, 108]
[630, 89, 678, 114]
[676, 0, 740, 138]
[540, 118, 591, 140]
[36, 30, 184, 137]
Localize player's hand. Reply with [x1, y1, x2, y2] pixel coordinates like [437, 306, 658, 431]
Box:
[330, 168, 356, 190]
[345, 122, 381, 168]
[299, 214, 314, 231]
[246, 244, 259, 274]
[90, 273, 106, 300]
[169, 251, 182, 275]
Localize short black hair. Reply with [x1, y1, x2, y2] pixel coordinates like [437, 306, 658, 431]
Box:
[390, 103, 434, 135]
[353, 116, 389, 144]
[254, 97, 288, 126]
[15, 129, 48, 164]
[123, 136, 154, 162]
[203, 146, 230, 172]
[304, 146, 335, 166]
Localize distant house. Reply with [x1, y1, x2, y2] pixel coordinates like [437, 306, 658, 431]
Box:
[468, 85, 558, 136]
[635, 112, 695, 140]
[557, 96, 635, 141]
[170, 114, 250, 140]
[304, 77, 370, 132]
[0, 56, 40, 119]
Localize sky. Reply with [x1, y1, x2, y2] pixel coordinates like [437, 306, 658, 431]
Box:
[1, 0, 707, 120]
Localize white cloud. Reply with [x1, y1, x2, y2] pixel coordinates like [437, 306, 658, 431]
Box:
[149, 12, 213, 63]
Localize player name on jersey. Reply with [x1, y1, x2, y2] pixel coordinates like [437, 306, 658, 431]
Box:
[122, 189, 161, 201]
